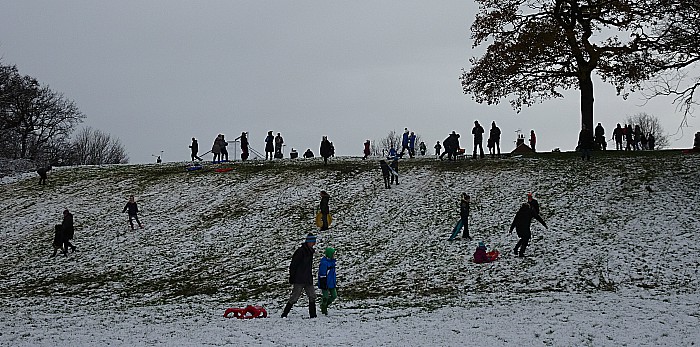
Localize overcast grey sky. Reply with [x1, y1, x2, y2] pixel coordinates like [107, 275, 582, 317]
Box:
[1, 1, 697, 163]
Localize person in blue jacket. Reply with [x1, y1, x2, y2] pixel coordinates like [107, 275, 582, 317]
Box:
[318, 247, 337, 315]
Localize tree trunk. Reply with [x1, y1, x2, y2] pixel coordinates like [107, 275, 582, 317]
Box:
[579, 72, 594, 139]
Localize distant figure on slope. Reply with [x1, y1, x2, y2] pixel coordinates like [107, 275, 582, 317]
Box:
[472, 120, 485, 159]
[434, 141, 442, 157]
[318, 247, 337, 315]
[236, 132, 249, 161]
[122, 195, 144, 230]
[459, 193, 472, 240]
[390, 157, 399, 186]
[612, 124, 624, 151]
[303, 148, 314, 158]
[529, 130, 537, 152]
[625, 124, 633, 151]
[578, 125, 594, 160]
[265, 131, 274, 160]
[211, 136, 221, 162]
[408, 131, 417, 158]
[189, 138, 203, 161]
[319, 191, 331, 231]
[595, 123, 606, 150]
[62, 209, 76, 252]
[379, 160, 391, 189]
[320, 136, 333, 165]
[400, 128, 410, 157]
[37, 165, 52, 185]
[490, 121, 501, 158]
[509, 203, 547, 257]
[51, 224, 68, 257]
[274, 132, 284, 159]
[219, 134, 229, 161]
[473, 241, 491, 264]
[281, 233, 317, 319]
[648, 133, 656, 151]
[363, 140, 371, 160]
[419, 141, 426, 156]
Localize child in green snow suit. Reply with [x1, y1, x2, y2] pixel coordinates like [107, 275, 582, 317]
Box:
[318, 247, 337, 315]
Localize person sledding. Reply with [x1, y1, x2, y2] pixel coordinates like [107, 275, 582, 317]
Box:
[509, 203, 547, 257]
[474, 241, 500, 263]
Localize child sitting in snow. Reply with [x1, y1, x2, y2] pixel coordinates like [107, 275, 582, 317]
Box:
[473, 241, 490, 264]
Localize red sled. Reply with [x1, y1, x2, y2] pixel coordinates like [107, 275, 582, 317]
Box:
[214, 167, 234, 173]
[224, 305, 268, 319]
[486, 250, 499, 262]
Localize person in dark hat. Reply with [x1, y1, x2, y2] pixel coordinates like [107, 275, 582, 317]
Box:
[509, 203, 547, 257]
[281, 233, 318, 318]
[319, 191, 331, 231]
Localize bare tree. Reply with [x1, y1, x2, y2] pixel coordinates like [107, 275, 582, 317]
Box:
[624, 113, 669, 149]
[69, 127, 129, 165]
[377, 130, 401, 156]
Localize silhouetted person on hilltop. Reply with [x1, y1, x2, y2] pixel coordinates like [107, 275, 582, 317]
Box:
[265, 131, 274, 160]
[489, 121, 501, 158]
[472, 121, 485, 159]
[595, 123, 606, 150]
[578, 125, 594, 160]
[530, 130, 537, 152]
[613, 124, 624, 150]
[303, 148, 314, 158]
[363, 140, 371, 159]
[320, 136, 332, 164]
[189, 138, 203, 161]
[235, 132, 249, 161]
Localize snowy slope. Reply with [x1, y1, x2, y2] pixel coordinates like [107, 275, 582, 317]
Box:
[1, 152, 699, 346]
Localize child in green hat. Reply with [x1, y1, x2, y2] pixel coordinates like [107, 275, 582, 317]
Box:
[318, 247, 337, 315]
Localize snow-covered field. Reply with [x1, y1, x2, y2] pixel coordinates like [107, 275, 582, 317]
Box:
[1, 152, 699, 346]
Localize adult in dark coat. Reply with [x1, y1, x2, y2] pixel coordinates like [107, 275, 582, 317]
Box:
[236, 132, 249, 161]
[490, 121, 501, 158]
[612, 124, 624, 150]
[122, 195, 143, 229]
[472, 121, 485, 159]
[510, 203, 547, 257]
[320, 136, 332, 164]
[62, 209, 77, 252]
[281, 234, 318, 318]
[527, 193, 540, 216]
[189, 138, 203, 161]
[379, 160, 391, 189]
[460, 193, 472, 240]
[265, 131, 274, 160]
[578, 125, 594, 160]
[37, 166, 52, 185]
[51, 225, 68, 257]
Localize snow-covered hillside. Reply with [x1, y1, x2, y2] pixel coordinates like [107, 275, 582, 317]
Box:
[1, 152, 699, 346]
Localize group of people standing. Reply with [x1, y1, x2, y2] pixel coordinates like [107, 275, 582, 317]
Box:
[609, 123, 657, 151]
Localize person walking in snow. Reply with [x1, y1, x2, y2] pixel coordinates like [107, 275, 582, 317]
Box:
[62, 209, 77, 252]
[509, 203, 547, 257]
[459, 193, 472, 240]
[189, 138, 203, 161]
[434, 141, 442, 157]
[318, 247, 337, 315]
[265, 131, 274, 160]
[472, 121, 485, 159]
[319, 191, 331, 231]
[122, 195, 143, 230]
[37, 165, 51, 185]
[281, 233, 317, 319]
[379, 160, 391, 189]
[51, 224, 68, 257]
[389, 157, 399, 185]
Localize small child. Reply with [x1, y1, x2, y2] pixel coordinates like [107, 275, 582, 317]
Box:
[318, 247, 337, 315]
[379, 160, 391, 189]
[473, 241, 490, 264]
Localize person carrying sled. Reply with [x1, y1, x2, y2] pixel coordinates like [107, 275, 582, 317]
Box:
[509, 203, 547, 257]
[318, 191, 331, 231]
[459, 193, 472, 240]
[318, 247, 337, 315]
[122, 195, 144, 230]
[281, 233, 318, 319]
[379, 160, 391, 189]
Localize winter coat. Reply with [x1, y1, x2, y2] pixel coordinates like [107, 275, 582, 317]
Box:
[320, 194, 330, 214]
[318, 256, 337, 289]
[53, 224, 66, 248]
[289, 243, 315, 285]
[510, 205, 547, 237]
[408, 134, 416, 149]
[37, 167, 50, 177]
[472, 124, 485, 141]
[62, 212, 74, 240]
[240, 135, 249, 152]
[274, 135, 284, 150]
[212, 140, 221, 154]
[473, 245, 490, 264]
[364, 142, 371, 155]
[123, 202, 139, 216]
[190, 140, 199, 153]
[460, 199, 470, 221]
[265, 135, 274, 152]
[320, 139, 332, 158]
[402, 132, 409, 147]
[528, 198, 540, 216]
[379, 161, 391, 176]
[389, 159, 398, 174]
[490, 126, 501, 141]
[578, 129, 594, 150]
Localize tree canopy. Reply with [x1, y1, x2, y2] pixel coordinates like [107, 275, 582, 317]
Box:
[461, 0, 665, 140]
